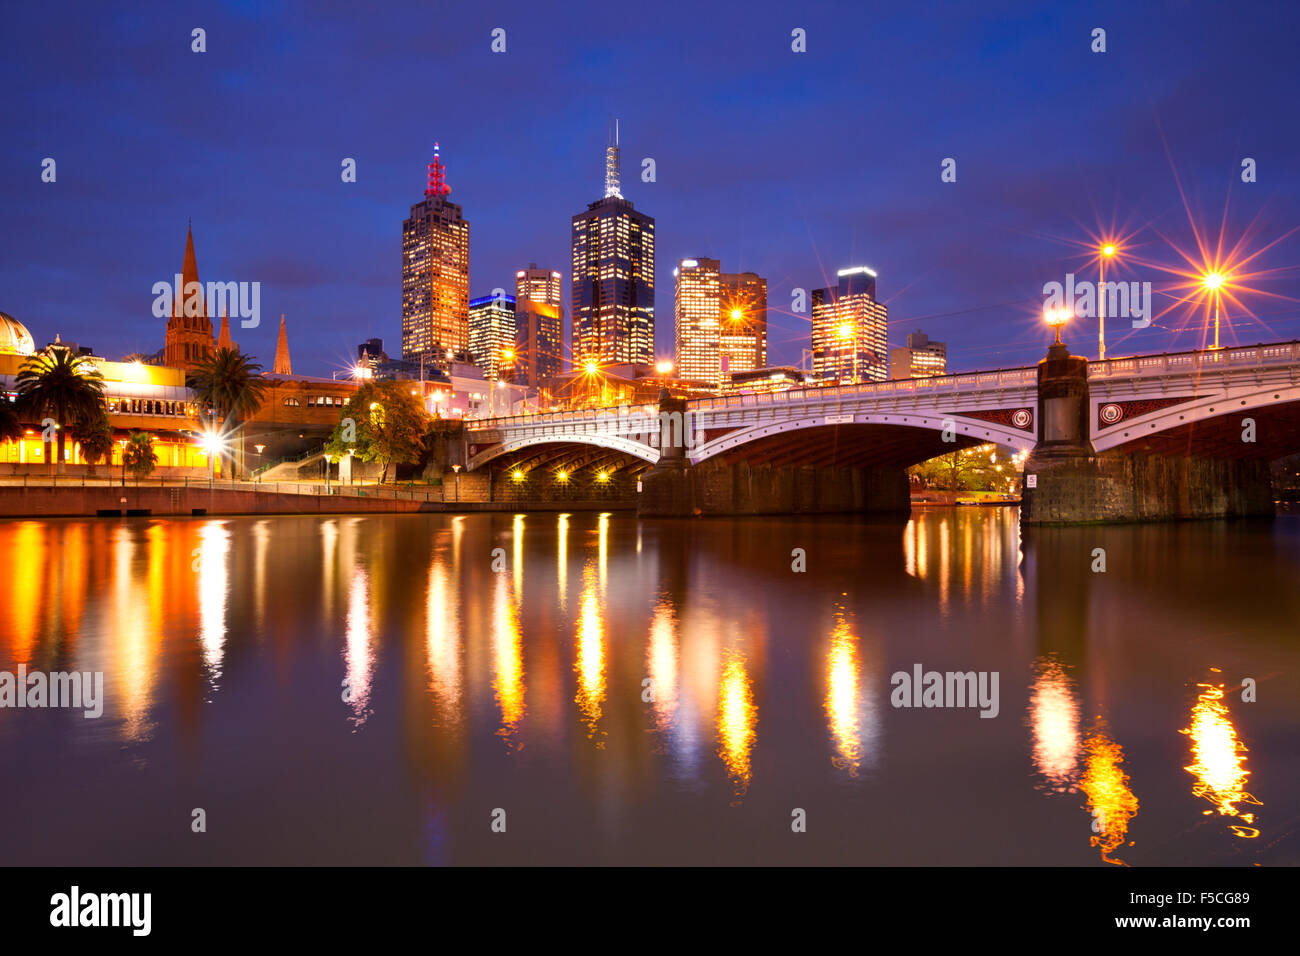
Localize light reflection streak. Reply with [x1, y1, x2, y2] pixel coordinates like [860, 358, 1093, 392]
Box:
[343, 566, 373, 726]
[824, 607, 864, 776]
[717, 650, 756, 797]
[491, 573, 525, 741]
[197, 522, 229, 682]
[574, 566, 606, 744]
[1080, 724, 1139, 865]
[1180, 680, 1261, 837]
[1028, 656, 1080, 792]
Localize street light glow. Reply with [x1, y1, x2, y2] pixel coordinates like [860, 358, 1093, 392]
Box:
[1202, 271, 1224, 290]
[1102, 243, 1117, 257]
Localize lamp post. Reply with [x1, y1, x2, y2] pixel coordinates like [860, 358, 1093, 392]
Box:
[451, 463, 461, 502]
[254, 443, 265, 484]
[1202, 271, 1224, 350]
[1099, 243, 1117, 360]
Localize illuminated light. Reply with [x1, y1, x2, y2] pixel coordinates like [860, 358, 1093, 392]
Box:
[1179, 682, 1261, 836]
[681, 258, 698, 268]
[512, 469, 524, 482]
[516, 271, 525, 277]
[551, 271, 560, 278]
[502, 348, 514, 361]
[838, 322, 854, 339]
[596, 470, 609, 482]
[1102, 243, 1117, 257]
[1080, 725, 1139, 865]
[836, 265, 877, 277]
[556, 470, 568, 482]
[654, 360, 674, 375]
[730, 308, 743, 321]
[1202, 271, 1224, 290]
[584, 360, 598, 375]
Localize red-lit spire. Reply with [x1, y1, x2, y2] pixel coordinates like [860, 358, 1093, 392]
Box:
[425, 142, 451, 199]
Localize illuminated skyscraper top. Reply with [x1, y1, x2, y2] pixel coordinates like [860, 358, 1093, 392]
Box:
[402, 142, 470, 366]
[572, 120, 655, 367]
[605, 118, 621, 199]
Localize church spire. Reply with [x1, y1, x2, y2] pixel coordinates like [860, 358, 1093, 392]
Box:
[175, 223, 204, 319]
[273, 313, 292, 375]
[217, 307, 234, 350]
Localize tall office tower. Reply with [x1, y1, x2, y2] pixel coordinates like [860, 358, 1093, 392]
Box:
[720, 271, 767, 380]
[513, 300, 563, 388]
[571, 120, 655, 367]
[516, 263, 562, 307]
[811, 266, 889, 384]
[163, 224, 216, 371]
[889, 330, 947, 380]
[402, 143, 470, 368]
[674, 258, 721, 385]
[468, 293, 517, 381]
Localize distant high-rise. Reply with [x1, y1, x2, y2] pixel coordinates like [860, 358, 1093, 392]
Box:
[513, 300, 563, 389]
[889, 330, 946, 380]
[402, 143, 470, 368]
[720, 271, 767, 381]
[571, 120, 655, 367]
[468, 293, 516, 381]
[811, 267, 889, 383]
[163, 224, 216, 371]
[674, 259, 767, 388]
[674, 258, 721, 384]
[516, 263, 562, 308]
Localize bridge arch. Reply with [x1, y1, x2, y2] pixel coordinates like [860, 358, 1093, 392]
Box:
[467, 432, 660, 471]
[688, 411, 1036, 466]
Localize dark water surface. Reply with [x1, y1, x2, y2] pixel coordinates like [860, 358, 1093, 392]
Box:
[1, 507, 1296, 865]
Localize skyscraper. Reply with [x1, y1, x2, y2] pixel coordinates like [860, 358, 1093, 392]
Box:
[674, 260, 768, 389]
[811, 266, 889, 384]
[889, 330, 946, 379]
[163, 224, 216, 371]
[720, 271, 767, 381]
[468, 293, 516, 382]
[571, 121, 655, 368]
[674, 258, 721, 384]
[402, 143, 470, 368]
[516, 263, 562, 309]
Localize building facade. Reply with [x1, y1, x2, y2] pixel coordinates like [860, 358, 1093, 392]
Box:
[468, 293, 517, 382]
[571, 124, 655, 368]
[889, 330, 947, 379]
[674, 258, 721, 386]
[513, 300, 563, 389]
[811, 266, 889, 384]
[720, 271, 767, 382]
[516, 263, 562, 309]
[402, 144, 470, 369]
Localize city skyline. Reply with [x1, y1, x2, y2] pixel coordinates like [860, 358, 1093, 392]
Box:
[4, 2, 1300, 380]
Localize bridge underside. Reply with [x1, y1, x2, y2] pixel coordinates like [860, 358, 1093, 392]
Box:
[706, 423, 990, 470]
[1099, 401, 1300, 460]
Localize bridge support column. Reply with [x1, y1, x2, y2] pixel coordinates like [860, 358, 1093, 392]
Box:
[638, 391, 693, 516]
[1022, 340, 1275, 523]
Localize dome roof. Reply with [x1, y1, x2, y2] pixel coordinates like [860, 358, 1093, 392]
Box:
[0, 311, 35, 356]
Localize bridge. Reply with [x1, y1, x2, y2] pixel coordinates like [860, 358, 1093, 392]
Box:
[461, 340, 1300, 523]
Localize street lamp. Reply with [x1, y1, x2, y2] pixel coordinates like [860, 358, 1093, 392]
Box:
[1045, 307, 1071, 346]
[1099, 242, 1118, 360]
[451, 463, 461, 502]
[1202, 271, 1225, 349]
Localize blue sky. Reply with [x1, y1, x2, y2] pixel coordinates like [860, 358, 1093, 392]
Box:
[3, 0, 1299, 376]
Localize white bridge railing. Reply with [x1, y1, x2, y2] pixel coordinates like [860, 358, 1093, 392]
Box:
[1089, 341, 1300, 379]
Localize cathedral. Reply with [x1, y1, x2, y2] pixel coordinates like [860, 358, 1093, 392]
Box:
[163, 224, 237, 371]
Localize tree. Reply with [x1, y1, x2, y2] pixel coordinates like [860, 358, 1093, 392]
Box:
[15, 347, 106, 474]
[326, 379, 426, 483]
[122, 432, 158, 482]
[0, 396, 21, 444]
[71, 409, 114, 476]
[187, 347, 270, 479]
[910, 444, 1010, 492]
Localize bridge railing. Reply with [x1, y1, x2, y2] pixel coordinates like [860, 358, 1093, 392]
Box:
[1088, 340, 1300, 379]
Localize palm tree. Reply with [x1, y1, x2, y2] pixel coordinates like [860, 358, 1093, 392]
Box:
[0, 396, 21, 444]
[15, 347, 106, 474]
[122, 431, 158, 483]
[71, 410, 115, 476]
[187, 348, 270, 479]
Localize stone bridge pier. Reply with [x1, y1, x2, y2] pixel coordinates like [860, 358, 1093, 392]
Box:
[638, 390, 910, 517]
[1020, 338, 1275, 525]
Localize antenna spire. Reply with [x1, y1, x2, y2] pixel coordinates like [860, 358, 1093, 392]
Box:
[426, 141, 450, 199]
[604, 118, 622, 199]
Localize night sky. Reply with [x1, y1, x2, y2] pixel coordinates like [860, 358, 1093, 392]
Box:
[4, 0, 1299, 377]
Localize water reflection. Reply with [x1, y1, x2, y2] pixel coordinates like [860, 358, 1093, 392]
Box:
[1028, 656, 1080, 793]
[1180, 676, 1261, 838]
[1079, 724, 1139, 866]
[0, 509, 1295, 865]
